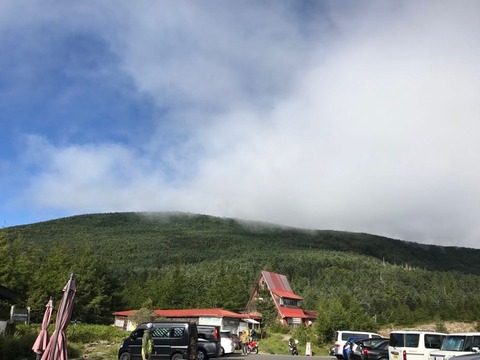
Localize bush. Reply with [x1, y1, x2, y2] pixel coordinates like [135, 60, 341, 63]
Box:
[255, 328, 326, 356]
[0, 323, 126, 360]
[68, 323, 127, 343]
[0, 331, 38, 360]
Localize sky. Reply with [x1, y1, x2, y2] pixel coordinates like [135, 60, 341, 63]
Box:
[1, 1, 480, 249]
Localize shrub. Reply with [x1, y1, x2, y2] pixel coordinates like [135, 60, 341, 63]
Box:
[0, 323, 126, 360]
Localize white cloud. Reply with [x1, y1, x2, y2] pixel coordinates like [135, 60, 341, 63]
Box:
[12, 1, 480, 248]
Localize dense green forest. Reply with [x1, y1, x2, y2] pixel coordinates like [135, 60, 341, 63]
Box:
[1, 212, 480, 330]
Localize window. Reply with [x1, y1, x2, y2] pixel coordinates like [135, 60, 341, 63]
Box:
[472, 336, 480, 348]
[282, 298, 300, 307]
[172, 327, 185, 338]
[390, 333, 404, 347]
[344, 333, 370, 341]
[405, 334, 419, 347]
[133, 329, 145, 340]
[153, 327, 171, 338]
[425, 334, 443, 349]
[441, 336, 466, 351]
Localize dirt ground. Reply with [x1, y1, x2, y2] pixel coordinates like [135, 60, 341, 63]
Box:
[378, 321, 478, 337]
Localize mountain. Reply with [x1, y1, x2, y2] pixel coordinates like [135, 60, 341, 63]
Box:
[3, 211, 480, 275]
[3, 212, 480, 327]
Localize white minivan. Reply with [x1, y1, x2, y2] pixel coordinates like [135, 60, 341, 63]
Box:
[389, 330, 446, 360]
[429, 332, 480, 360]
[334, 330, 383, 359]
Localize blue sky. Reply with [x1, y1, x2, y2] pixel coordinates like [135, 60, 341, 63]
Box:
[2, 1, 480, 248]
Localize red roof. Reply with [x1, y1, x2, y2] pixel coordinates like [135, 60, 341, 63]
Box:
[113, 310, 137, 316]
[261, 270, 293, 292]
[278, 307, 309, 319]
[154, 308, 245, 318]
[113, 308, 250, 319]
[271, 289, 303, 300]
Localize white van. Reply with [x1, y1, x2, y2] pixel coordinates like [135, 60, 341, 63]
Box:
[388, 330, 446, 360]
[334, 330, 382, 358]
[429, 332, 480, 360]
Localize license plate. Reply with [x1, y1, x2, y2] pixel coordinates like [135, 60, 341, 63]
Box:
[394, 355, 398, 359]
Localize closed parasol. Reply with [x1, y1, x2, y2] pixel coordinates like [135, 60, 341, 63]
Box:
[41, 273, 76, 360]
[32, 298, 54, 360]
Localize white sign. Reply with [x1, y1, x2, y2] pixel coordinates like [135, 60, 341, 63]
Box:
[306, 342, 312, 356]
[199, 317, 222, 326]
[10, 306, 30, 324]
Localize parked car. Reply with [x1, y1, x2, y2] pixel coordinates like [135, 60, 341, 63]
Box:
[118, 321, 197, 360]
[363, 339, 389, 360]
[350, 338, 389, 360]
[197, 325, 221, 360]
[197, 338, 220, 360]
[450, 354, 480, 360]
[219, 330, 236, 356]
[430, 333, 480, 360]
[334, 331, 383, 359]
[388, 330, 445, 360]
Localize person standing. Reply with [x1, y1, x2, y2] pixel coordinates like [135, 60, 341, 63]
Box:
[142, 323, 154, 360]
[240, 330, 250, 355]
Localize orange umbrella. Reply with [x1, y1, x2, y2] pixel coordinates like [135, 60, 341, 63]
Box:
[41, 274, 76, 360]
[32, 298, 53, 360]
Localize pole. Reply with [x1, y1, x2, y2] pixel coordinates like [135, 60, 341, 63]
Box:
[50, 273, 74, 360]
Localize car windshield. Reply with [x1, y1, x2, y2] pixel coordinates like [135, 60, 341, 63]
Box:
[441, 336, 466, 351]
[364, 338, 386, 347]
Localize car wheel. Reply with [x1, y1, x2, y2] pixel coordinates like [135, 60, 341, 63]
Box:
[171, 354, 183, 360]
[119, 353, 130, 360]
[220, 347, 225, 356]
[197, 349, 208, 360]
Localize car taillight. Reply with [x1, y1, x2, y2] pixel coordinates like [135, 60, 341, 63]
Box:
[214, 328, 219, 340]
[364, 348, 369, 357]
[403, 350, 407, 360]
[336, 344, 341, 349]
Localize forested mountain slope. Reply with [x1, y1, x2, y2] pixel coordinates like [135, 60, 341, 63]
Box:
[2, 212, 480, 327]
[3, 211, 480, 275]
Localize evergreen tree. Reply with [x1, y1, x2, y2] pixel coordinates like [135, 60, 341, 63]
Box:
[71, 243, 115, 323]
[255, 289, 278, 328]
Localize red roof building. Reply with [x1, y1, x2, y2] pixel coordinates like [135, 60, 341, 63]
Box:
[245, 270, 316, 327]
[112, 308, 259, 332]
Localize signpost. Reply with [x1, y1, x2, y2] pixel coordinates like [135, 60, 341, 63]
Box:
[10, 305, 30, 324]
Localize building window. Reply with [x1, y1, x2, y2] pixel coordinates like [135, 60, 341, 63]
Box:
[282, 298, 300, 307]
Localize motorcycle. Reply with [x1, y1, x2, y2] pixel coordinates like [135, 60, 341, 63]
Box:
[289, 339, 299, 355]
[247, 340, 259, 354]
